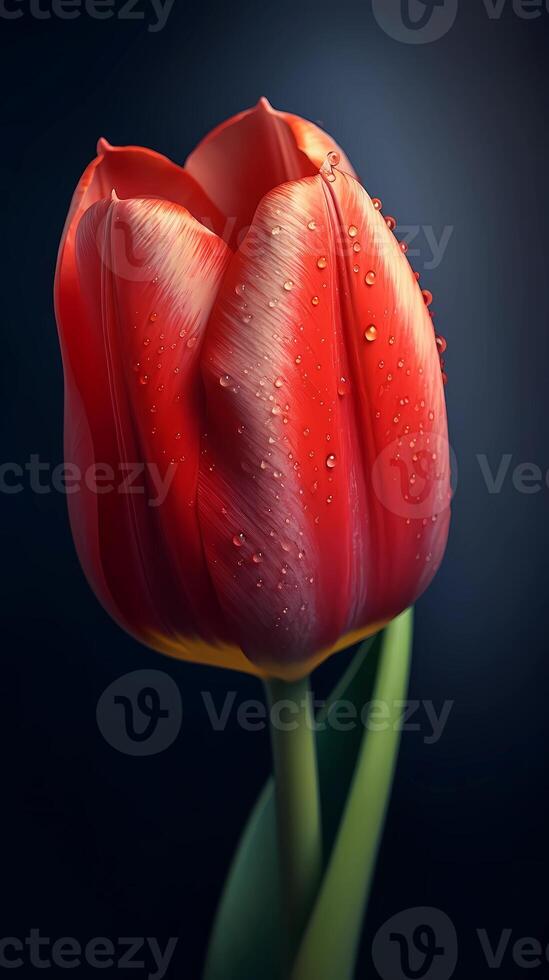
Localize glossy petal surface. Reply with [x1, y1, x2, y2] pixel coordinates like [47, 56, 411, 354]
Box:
[56, 192, 258, 669]
[198, 167, 450, 674]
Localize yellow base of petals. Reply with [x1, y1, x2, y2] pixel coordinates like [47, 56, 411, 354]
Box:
[146, 619, 389, 682]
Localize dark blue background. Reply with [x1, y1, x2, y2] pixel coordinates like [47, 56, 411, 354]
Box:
[2, 1, 549, 976]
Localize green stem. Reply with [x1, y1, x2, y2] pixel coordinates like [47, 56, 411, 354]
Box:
[265, 675, 323, 975]
[290, 609, 414, 980]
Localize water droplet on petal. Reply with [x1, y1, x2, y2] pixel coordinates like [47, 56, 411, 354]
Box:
[365, 270, 376, 286]
[283, 279, 294, 291]
[149, 312, 158, 322]
[271, 225, 282, 236]
[399, 241, 408, 254]
[307, 220, 316, 231]
[372, 198, 382, 211]
[422, 289, 433, 306]
[274, 376, 284, 388]
[252, 552, 263, 564]
[219, 374, 232, 388]
[139, 374, 149, 385]
[436, 334, 447, 354]
[348, 225, 358, 238]
[235, 283, 246, 295]
[317, 256, 327, 269]
[311, 295, 319, 306]
[327, 150, 340, 167]
[385, 216, 397, 231]
[326, 453, 337, 469]
[364, 325, 377, 342]
[233, 532, 246, 548]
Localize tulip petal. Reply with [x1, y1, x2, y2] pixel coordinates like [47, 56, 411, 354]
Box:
[185, 98, 357, 249]
[198, 166, 450, 675]
[58, 140, 226, 271]
[56, 191, 257, 672]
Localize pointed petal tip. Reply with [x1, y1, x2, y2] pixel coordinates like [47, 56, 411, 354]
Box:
[256, 96, 273, 112]
[97, 137, 113, 156]
[110, 188, 119, 203]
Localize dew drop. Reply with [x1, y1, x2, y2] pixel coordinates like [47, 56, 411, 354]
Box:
[219, 374, 231, 388]
[364, 325, 378, 342]
[307, 220, 317, 231]
[271, 225, 282, 236]
[436, 334, 447, 354]
[274, 376, 284, 388]
[317, 256, 327, 269]
[232, 532, 246, 548]
[353, 242, 361, 253]
[149, 312, 158, 322]
[372, 198, 382, 211]
[348, 225, 358, 238]
[365, 270, 376, 286]
[143, 337, 150, 347]
[326, 453, 337, 469]
[327, 150, 340, 167]
[337, 377, 348, 397]
[311, 295, 319, 306]
[353, 264, 360, 273]
[268, 298, 278, 308]
[283, 279, 294, 291]
[385, 216, 397, 231]
[235, 283, 246, 295]
[252, 552, 263, 564]
[139, 374, 149, 385]
[422, 289, 433, 307]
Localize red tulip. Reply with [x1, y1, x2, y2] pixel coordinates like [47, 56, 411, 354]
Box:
[55, 98, 450, 680]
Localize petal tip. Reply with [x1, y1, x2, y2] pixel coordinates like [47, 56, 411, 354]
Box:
[97, 137, 113, 156]
[256, 96, 274, 112]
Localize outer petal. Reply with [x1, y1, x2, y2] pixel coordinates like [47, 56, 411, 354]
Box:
[60, 139, 226, 245]
[185, 98, 357, 249]
[56, 191, 257, 674]
[198, 165, 450, 676]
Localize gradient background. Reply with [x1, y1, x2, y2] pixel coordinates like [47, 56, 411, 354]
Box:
[2, 1, 549, 976]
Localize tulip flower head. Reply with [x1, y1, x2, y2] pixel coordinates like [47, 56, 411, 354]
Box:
[55, 98, 450, 680]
